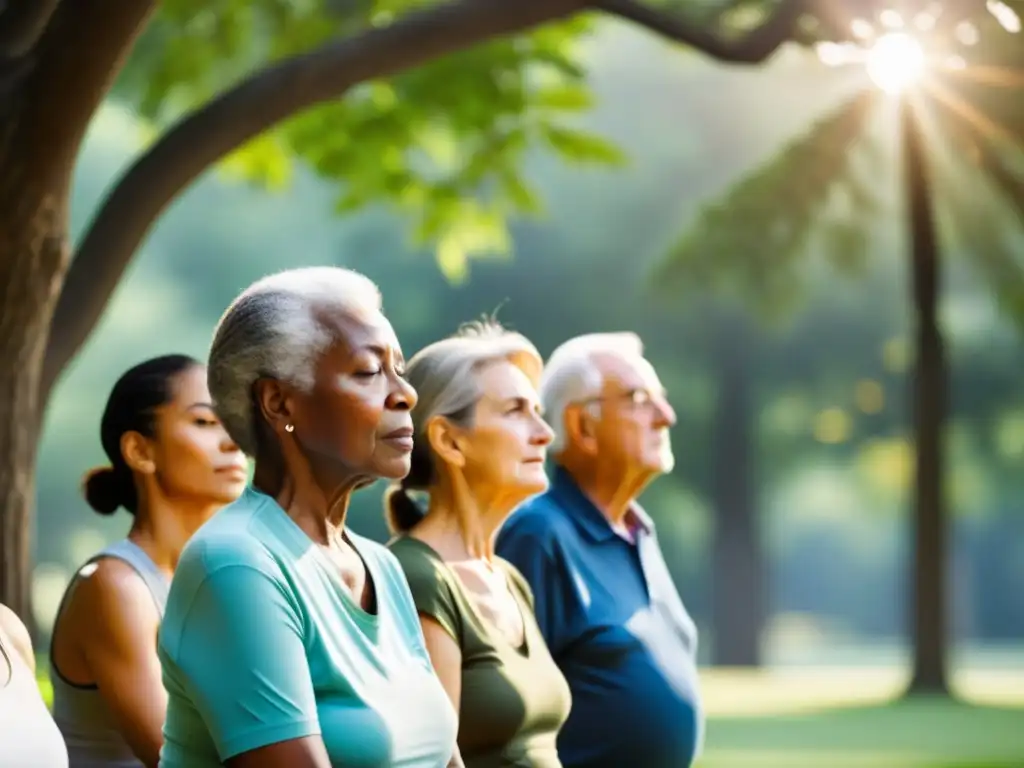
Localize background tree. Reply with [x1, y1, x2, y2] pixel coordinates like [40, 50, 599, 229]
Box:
[651, 6, 1023, 692]
[649, 89, 879, 666]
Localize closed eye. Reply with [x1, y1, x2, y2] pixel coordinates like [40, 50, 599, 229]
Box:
[507, 398, 541, 415]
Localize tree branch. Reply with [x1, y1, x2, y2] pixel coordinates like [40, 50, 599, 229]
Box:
[594, 0, 806, 63]
[40, 0, 585, 399]
[0, 0, 60, 58]
[19, 1, 157, 189]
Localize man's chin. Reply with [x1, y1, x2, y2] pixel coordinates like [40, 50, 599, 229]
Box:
[653, 451, 675, 475]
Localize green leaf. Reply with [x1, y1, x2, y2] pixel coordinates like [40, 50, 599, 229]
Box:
[540, 124, 627, 165]
[498, 168, 542, 213]
[220, 132, 294, 190]
[429, 202, 512, 284]
[533, 83, 593, 112]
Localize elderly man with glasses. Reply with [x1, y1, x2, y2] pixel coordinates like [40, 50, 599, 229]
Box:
[496, 332, 702, 768]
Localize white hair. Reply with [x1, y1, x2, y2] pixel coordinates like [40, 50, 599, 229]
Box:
[207, 266, 382, 456]
[541, 332, 645, 454]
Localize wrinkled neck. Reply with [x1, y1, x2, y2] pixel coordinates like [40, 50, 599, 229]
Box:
[417, 473, 518, 562]
[254, 447, 366, 544]
[555, 452, 652, 527]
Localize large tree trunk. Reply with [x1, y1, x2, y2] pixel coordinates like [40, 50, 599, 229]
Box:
[710, 307, 764, 667]
[0, 179, 69, 622]
[901, 98, 949, 695]
[0, 1, 157, 618]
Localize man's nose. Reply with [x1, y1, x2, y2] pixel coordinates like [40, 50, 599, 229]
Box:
[652, 395, 676, 428]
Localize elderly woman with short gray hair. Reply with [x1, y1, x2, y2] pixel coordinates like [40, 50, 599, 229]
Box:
[156, 267, 458, 768]
[386, 320, 571, 768]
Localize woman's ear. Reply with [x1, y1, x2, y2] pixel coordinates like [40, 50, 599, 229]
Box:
[121, 431, 156, 475]
[253, 378, 296, 439]
[425, 416, 466, 470]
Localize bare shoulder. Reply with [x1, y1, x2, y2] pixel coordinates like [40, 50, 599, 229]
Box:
[0, 602, 35, 670]
[72, 557, 161, 638]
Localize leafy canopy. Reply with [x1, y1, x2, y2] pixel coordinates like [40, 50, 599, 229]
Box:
[114, 0, 624, 282]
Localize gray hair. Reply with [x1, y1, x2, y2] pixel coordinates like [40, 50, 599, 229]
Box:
[541, 332, 644, 454]
[407, 320, 542, 465]
[207, 267, 382, 456]
[385, 319, 542, 533]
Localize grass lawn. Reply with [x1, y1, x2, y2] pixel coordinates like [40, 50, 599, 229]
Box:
[36, 662, 1024, 766]
[697, 667, 1024, 768]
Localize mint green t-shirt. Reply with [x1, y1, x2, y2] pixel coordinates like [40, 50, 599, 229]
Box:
[157, 487, 457, 767]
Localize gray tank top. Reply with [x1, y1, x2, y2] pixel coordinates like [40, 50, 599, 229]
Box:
[50, 540, 169, 768]
[0, 633, 68, 768]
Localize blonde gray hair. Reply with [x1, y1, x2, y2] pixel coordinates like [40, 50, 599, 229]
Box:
[384, 319, 542, 533]
[208, 266, 382, 456]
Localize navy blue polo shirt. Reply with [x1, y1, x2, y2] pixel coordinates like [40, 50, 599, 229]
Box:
[496, 467, 703, 768]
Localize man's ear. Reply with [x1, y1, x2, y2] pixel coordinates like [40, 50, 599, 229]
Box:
[121, 431, 156, 475]
[426, 416, 466, 470]
[253, 378, 297, 440]
[564, 405, 600, 456]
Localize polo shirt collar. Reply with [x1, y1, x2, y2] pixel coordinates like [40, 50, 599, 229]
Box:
[550, 466, 653, 542]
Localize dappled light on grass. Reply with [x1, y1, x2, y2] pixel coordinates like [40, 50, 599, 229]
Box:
[699, 667, 1024, 718]
[698, 668, 1024, 767]
[700, 752, 1020, 767]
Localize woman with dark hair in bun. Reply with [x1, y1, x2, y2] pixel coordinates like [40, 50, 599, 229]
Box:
[49, 354, 247, 768]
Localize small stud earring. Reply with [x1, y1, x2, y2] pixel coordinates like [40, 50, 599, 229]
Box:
[284, 424, 294, 433]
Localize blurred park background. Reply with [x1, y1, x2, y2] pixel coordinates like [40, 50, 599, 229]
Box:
[12, 2, 1024, 767]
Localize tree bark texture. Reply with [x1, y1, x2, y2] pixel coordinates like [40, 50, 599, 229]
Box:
[0, 1, 155, 616]
[710, 309, 765, 666]
[0, 126, 68, 622]
[901, 97, 949, 696]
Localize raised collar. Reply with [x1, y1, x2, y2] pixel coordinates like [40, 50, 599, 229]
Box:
[550, 466, 653, 543]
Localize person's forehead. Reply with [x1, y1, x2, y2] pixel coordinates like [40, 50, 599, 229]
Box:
[597, 352, 661, 391]
[318, 305, 401, 358]
[478, 359, 539, 400]
[166, 365, 210, 407]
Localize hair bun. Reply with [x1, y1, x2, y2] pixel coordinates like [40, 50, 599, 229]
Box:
[82, 466, 131, 516]
[384, 485, 427, 534]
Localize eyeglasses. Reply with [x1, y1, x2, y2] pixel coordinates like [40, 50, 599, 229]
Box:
[578, 388, 661, 410]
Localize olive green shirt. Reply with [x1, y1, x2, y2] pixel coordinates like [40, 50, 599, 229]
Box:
[389, 536, 571, 768]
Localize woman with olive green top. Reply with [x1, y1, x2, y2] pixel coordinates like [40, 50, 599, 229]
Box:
[385, 321, 571, 767]
[390, 537, 569, 767]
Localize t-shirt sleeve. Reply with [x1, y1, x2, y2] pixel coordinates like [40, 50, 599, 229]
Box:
[164, 563, 319, 760]
[393, 546, 463, 647]
[497, 517, 579, 656]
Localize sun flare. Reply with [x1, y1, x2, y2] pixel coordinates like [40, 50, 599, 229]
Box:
[866, 32, 926, 93]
